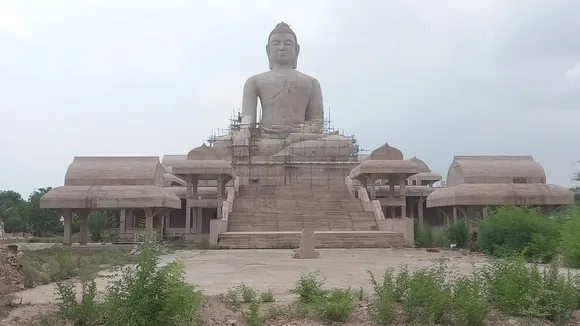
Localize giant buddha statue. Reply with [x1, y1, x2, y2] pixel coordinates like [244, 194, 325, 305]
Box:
[212, 22, 355, 159]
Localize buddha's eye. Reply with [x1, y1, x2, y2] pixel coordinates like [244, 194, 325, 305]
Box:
[271, 41, 280, 46]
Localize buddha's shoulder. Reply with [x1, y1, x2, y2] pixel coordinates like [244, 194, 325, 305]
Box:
[248, 70, 318, 82]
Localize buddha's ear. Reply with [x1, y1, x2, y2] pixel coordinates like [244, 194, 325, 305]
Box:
[293, 44, 300, 69]
[266, 44, 272, 69]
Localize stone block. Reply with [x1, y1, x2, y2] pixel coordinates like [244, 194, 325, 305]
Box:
[293, 228, 319, 259]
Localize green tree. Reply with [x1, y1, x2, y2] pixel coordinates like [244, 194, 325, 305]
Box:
[572, 170, 580, 203]
[20, 187, 62, 237]
[89, 210, 112, 242]
[0, 190, 25, 232]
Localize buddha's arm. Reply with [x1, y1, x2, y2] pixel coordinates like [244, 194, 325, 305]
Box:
[241, 76, 258, 126]
[305, 78, 324, 132]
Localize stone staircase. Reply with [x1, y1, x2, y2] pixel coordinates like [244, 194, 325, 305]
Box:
[218, 184, 407, 248]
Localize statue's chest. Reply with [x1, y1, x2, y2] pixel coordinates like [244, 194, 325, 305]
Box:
[257, 73, 312, 105]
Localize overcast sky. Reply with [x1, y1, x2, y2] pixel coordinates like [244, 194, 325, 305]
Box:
[1, 0, 579, 197]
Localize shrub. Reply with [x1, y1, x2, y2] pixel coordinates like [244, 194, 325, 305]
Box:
[45, 249, 80, 281]
[483, 255, 579, 322]
[55, 276, 101, 325]
[243, 300, 264, 326]
[368, 269, 397, 324]
[414, 224, 433, 247]
[476, 206, 560, 262]
[414, 224, 449, 248]
[403, 264, 450, 324]
[220, 286, 242, 310]
[452, 271, 489, 326]
[560, 205, 580, 268]
[314, 288, 353, 323]
[102, 244, 203, 326]
[291, 270, 325, 303]
[263, 304, 286, 320]
[430, 226, 449, 248]
[89, 210, 112, 243]
[240, 283, 257, 303]
[260, 287, 275, 302]
[446, 219, 469, 248]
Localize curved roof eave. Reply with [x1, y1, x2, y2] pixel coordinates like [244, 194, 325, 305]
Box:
[426, 183, 574, 207]
[40, 185, 181, 210]
[349, 159, 419, 179]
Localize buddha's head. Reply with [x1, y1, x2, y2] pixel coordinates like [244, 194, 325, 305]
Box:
[267, 22, 300, 69]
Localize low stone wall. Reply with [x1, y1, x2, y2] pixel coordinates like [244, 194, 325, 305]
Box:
[209, 219, 228, 247]
[377, 218, 414, 246]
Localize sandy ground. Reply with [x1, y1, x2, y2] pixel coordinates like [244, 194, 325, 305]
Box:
[4, 247, 580, 325]
[9, 248, 486, 306]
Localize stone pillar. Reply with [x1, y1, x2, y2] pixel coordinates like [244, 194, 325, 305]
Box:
[216, 175, 224, 219]
[145, 209, 154, 242]
[165, 213, 170, 231]
[126, 209, 135, 229]
[466, 206, 476, 249]
[482, 206, 488, 218]
[399, 174, 406, 218]
[79, 210, 89, 245]
[369, 175, 377, 199]
[418, 197, 425, 227]
[452, 206, 458, 221]
[119, 210, 126, 234]
[62, 209, 72, 246]
[191, 207, 198, 233]
[389, 177, 396, 218]
[185, 175, 195, 235]
[408, 200, 415, 218]
[154, 213, 163, 240]
[185, 206, 191, 234]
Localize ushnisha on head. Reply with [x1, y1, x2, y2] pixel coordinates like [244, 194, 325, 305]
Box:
[266, 22, 300, 69]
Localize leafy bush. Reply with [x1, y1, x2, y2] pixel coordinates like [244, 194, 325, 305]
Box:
[290, 271, 354, 322]
[414, 224, 449, 248]
[476, 206, 560, 262]
[560, 205, 580, 268]
[446, 219, 469, 248]
[368, 269, 397, 324]
[452, 271, 489, 326]
[483, 255, 579, 322]
[102, 244, 203, 326]
[243, 300, 264, 326]
[260, 287, 275, 302]
[314, 288, 353, 323]
[55, 276, 101, 325]
[89, 210, 112, 243]
[414, 224, 433, 247]
[240, 283, 257, 303]
[291, 270, 325, 303]
[220, 286, 242, 310]
[403, 264, 450, 324]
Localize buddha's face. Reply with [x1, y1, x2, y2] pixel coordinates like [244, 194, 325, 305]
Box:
[268, 32, 298, 67]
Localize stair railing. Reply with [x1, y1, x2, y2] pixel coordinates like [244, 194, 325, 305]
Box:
[357, 186, 385, 221]
[344, 176, 355, 197]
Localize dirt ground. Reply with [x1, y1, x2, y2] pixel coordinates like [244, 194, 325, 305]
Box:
[9, 248, 488, 305]
[1, 248, 578, 325]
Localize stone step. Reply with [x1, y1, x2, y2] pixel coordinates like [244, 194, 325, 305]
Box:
[228, 184, 379, 232]
[218, 231, 406, 249]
